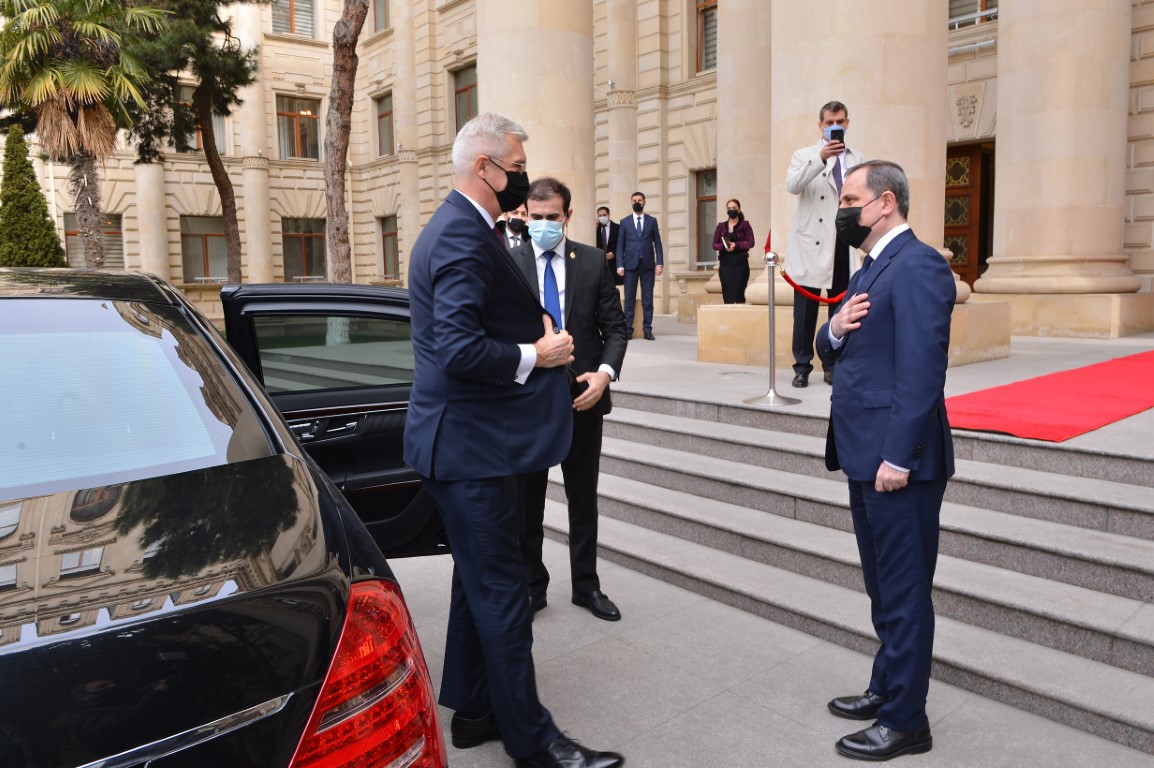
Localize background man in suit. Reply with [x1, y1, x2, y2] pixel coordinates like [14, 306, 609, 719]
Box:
[403, 113, 624, 768]
[786, 100, 866, 387]
[504, 202, 529, 250]
[595, 205, 622, 285]
[516, 178, 629, 623]
[615, 191, 664, 340]
[816, 160, 955, 762]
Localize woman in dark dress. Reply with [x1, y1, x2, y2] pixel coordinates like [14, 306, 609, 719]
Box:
[712, 198, 755, 304]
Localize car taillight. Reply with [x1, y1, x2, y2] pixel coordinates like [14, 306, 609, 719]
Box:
[289, 579, 447, 768]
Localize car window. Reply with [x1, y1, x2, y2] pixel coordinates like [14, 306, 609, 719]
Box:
[1, 299, 274, 500]
[251, 314, 414, 393]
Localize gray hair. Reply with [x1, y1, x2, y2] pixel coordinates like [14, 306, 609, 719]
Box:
[846, 160, 910, 219]
[451, 113, 528, 176]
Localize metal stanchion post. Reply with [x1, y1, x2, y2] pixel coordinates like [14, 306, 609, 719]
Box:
[744, 251, 801, 406]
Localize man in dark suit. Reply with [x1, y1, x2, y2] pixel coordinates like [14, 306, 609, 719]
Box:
[403, 113, 624, 768]
[516, 178, 629, 622]
[615, 191, 664, 340]
[595, 205, 623, 285]
[816, 160, 955, 762]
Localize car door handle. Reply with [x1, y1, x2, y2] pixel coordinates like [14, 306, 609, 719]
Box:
[324, 418, 360, 436]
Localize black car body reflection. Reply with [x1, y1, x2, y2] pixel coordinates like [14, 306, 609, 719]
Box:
[0, 269, 446, 768]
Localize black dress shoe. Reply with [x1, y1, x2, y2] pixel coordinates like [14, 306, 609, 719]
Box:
[823, 370, 834, 385]
[450, 710, 501, 749]
[835, 722, 932, 761]
[571, 590, 621, 621]
[828, 690, 885, 720]
[791, 372, 809, 388]
[515, 735, 624, 768]
[643, 332, 655, 340]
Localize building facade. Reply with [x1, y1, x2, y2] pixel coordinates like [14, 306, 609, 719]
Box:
[18, 0, 1154, 336]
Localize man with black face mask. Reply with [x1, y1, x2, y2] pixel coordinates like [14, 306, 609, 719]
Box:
[404, 113, 624, 768]
[817, 160, 955, 763]
[785, 100, 866, 387]
[503, 203, 529, 250]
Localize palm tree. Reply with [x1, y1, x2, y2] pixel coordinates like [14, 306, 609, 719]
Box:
[0, 0, 166, 267]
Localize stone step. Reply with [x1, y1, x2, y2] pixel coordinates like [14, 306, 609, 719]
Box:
[597, 437, 1154, 601]
[605, 408, 1154, 540]
[611, 391, 1154, 489]
[545, 471, 1154, 676]
[542, 502, 1154, 754]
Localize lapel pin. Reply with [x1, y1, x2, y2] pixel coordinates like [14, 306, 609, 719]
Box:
[569, 251, 576, 259]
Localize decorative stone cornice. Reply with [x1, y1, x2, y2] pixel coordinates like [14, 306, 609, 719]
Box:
[243, 156, 270, 170]
[607, 89, 636, 107]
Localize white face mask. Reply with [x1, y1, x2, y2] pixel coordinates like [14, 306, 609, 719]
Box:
[598, 216, 609, 226]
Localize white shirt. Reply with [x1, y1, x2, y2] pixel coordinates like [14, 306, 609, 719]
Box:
[531, 236, 618, 381]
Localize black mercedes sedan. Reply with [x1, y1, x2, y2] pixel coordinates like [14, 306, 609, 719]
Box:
[0, 269, 447, 768]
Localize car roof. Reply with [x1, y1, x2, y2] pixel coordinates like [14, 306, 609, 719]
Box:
[0, 268, 180, 304]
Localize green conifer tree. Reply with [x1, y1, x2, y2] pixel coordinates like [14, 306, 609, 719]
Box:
[0, 126, 66, 267]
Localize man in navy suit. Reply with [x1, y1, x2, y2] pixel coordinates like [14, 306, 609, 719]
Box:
[816, 160, 955, 762]
[615, 191, 664, 340]
[403, 113, 624, 768]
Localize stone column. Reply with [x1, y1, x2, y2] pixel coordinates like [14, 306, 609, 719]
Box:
[233, 4, 274, 282]
[977, 1, 1142, 305]
[606, 0, 638, 213]
[477, 3, 595, 234]
[716, 0, 771, 275]
[134, 163, 169, 277]
[394, 0, 420, 284]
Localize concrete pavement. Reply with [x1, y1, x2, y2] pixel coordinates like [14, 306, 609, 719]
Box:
[391, 315, 1154, 767]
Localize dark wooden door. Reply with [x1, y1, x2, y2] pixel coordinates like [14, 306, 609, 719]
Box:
[944, 144, 992, 288]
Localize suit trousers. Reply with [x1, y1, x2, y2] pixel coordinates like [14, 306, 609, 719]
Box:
[424, 474, 560, 758]
[791, 238, 849, 375]
[623, 267, 656, 334]
[848, 477, 946, 733]
[522, 408, 605, 599]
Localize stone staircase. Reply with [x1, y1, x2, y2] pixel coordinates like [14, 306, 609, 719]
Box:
[539, 390, 1154, 753]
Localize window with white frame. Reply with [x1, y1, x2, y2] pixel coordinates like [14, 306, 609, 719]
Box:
[61, 547, 103, 577]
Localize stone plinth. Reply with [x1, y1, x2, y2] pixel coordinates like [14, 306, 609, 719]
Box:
[698, 301, 1013, 369]
[674, 270, 722, 324]
[968, 293, 1154, 338]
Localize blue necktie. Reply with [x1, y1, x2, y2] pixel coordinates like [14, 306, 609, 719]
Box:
[543, 250, 562, 330]
[861, 254, 874, 273]
[832, 160, 843, 195]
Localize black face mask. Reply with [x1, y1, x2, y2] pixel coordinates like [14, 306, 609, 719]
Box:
[506, 217, 526, 234]
[483, 158, 530, 212]
[726, 209, 739, 219]
[835, 197, 881, 250]
[632, 201, 644, 213]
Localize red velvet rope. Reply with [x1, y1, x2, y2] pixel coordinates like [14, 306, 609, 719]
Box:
[779, 269, 847, 305]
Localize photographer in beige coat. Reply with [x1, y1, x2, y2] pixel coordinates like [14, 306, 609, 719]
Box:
[785, 100, 866, 388]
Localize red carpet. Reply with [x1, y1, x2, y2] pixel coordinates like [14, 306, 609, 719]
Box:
[945, 350, 1154, 442]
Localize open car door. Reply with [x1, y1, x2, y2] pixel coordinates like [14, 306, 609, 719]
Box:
[221, 283, 446, 558]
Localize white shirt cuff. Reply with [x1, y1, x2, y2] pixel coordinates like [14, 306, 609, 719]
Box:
[515, 344, 536, 384]
[827, 326, 844, 348]
[597, 364, 617, 380]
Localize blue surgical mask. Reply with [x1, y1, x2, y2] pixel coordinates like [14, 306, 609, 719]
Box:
[528, 219, 565, 250]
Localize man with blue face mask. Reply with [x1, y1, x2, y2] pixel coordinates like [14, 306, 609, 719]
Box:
[514, 177, 629, 624]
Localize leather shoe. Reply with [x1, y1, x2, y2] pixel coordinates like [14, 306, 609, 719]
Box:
[791, 372, 809, 388]
[515, 735, 624, 768]
[571, 590, 621, 621]
[823, 370, 834, 385]
[835, 722, 932, 761]
[450, 710, 501, 749]
[828, 690, 885, 721]
[643, 332, 655, 340]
